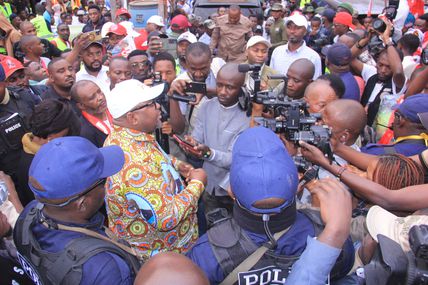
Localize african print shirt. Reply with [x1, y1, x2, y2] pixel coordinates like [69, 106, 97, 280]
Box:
[104, 126, 204, 260]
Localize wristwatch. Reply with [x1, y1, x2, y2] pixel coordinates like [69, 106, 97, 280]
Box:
[203, 149, 211, 159]
[384, 38, 394, 47]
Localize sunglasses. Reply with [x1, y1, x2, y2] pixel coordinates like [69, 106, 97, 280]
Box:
[45, 178, 107, 207]
[130, 101, 158, 112]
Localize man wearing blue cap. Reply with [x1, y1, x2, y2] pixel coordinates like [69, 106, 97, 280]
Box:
[13, 137, 141, 284]
[325, 43, 360, 101]
[362, 94, 428, 156]
[187, 127, 355, 284]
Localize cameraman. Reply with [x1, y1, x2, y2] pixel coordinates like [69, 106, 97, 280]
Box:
[169, 42, 225, 131]
[350, 18, 406, 127]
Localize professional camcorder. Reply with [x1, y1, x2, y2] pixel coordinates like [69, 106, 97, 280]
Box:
[238, 64, 333, 162]
[364, 225, 428, 285]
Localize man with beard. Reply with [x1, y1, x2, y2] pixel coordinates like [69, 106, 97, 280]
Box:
[108, 57, 132, 90]
[71, 80, 112, 147]
[170, 42, 225, 132]
[50, 23, 71, 51]
[127, 50, 151, 83]
[42, 58, 80, 114]
[176, 31, 197, 76]
[270, 13, 321, 79]
[76, 41, 110, 95]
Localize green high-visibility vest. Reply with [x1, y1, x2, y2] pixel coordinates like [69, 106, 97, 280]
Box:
[31, 16, 53, 41]
[52, 37, 69, 51]
[0, 3, 12, 19]
[299, 0, 311, 9]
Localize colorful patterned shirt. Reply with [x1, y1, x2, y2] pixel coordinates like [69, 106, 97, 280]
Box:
[104, 126, 204, 260]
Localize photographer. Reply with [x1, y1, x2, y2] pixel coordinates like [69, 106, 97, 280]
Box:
[169, 42, 225, 131]
[350, 18, 406, 127]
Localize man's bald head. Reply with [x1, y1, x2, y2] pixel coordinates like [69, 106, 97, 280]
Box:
[286, 59, 314, 99]
[70, 80, 98, 102]
[20, 21, 37, 36]
[108, 57, 132, 89]
[304, 77, 343, 114]
[134, 252, 209, 285]
[323, 99, 367, 144]
[218, 62, 245, 86]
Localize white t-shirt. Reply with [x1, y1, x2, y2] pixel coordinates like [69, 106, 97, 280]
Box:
[270, 41, 322, 80]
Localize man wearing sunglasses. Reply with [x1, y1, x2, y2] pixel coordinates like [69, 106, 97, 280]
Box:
[13, 136, 140, 284]
[104, 79, 207, 261]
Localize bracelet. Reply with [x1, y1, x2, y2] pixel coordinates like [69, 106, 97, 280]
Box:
[336, 167, 346, 180]
[384, 38, 394, 47]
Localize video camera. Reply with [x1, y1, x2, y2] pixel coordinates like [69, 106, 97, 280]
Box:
[364, 225, 428, 285]
[238, 64, 333, 165]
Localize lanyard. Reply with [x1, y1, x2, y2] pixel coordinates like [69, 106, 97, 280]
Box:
[81, 111, 113, 135]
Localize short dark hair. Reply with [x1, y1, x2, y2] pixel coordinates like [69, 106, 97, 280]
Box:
[29, 99, 81, 139]
[186, 42, 211, 59]
[127, 49, 148, 60]
[153, 52, 176, 70]
[311, 16, 322, 23]
[88, 4, 101, 12]
[317, 74, 345, 99]
[398, 34, 420, 54]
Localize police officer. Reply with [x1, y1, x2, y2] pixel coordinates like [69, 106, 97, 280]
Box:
[13, 137, 141, 284]
[187, 127, 355, 284]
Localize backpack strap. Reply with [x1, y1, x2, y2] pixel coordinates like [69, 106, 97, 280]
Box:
[219, 226, 291, 285]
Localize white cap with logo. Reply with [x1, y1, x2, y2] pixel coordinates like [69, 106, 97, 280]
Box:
[147, 15, 165, 27]
[177, 31, 198, 44]
[246, 35, 272, 49]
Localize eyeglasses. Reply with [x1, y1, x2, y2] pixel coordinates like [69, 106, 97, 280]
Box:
[130, 101, 158, 112]
[131, 61, 150, 68]
[394, 112, 402, 120]
[45, 178, 107, 207]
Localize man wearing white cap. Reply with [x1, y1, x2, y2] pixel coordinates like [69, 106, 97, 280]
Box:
[104, 79, 207, 260]
[134, 15, 165, 51]
[270, 13, 322, 80]
[244, 35, 283, 92]
[176, 31, 197, 75]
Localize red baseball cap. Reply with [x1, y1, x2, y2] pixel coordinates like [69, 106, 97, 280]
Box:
[115, 8, 131, 19]
[0, 56, 24, 79]
[171, 14, 191, 30]
[107, 23, 128, 36]
[333, 12, 355, 30]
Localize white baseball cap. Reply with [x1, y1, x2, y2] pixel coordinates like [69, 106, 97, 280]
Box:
[285, 13, 309, 29]
[366, 205, 428, 252]
[147, 15, 165, 27]
[246, 35, 271, 49]
[177, 31, 197, 44]
[107, 79, 166, 119]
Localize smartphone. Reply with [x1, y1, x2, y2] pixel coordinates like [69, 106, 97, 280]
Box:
[185, 82, 206, 94]
[172, 134, 196, 148]
[172, 134, 202, 157]
[159, 37, 177, 58]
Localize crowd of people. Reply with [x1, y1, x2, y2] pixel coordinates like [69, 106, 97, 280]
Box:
[0, 0, 428, 284]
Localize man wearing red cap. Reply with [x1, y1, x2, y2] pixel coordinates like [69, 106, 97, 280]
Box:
[169, 14, 191, 39]
[210, 5, 253, 62]
[333, 12, 355, 42]
[115, 7, 131, 22]
[106, 23, 128, 55]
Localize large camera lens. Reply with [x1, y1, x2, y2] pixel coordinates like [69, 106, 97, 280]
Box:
[372, 18, 386, 33]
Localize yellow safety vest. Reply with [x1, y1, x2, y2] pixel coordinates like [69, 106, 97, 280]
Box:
[30, 16, 53, 41]
[0, 3, 12, 19]
[299, 0, 311, 9]
[52, 37, 70, 51]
